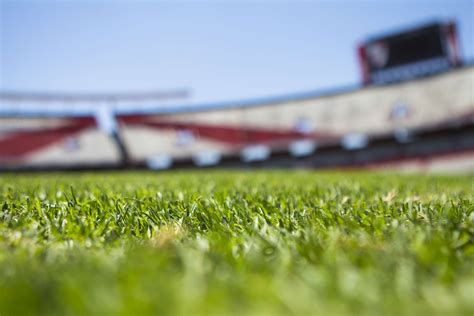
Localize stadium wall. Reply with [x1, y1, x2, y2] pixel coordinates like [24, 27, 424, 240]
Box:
[1, 65, 473, 171]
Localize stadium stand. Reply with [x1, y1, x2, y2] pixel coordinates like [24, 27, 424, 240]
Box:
[1, 20, 473, 171]
[1, 64, 473, 171]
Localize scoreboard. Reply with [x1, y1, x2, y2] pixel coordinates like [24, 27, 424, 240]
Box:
[358, 21, 461, 85]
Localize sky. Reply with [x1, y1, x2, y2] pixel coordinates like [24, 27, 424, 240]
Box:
[0, 0, 473, 105]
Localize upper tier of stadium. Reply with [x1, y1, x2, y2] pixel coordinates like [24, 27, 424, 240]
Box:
[1, 63, 473, 172]
[1, 62, 473, 118]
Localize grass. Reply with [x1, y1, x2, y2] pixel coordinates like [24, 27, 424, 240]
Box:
[0, 171, 473, 315]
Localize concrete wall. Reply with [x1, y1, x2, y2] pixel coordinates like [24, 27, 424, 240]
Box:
[120, 66, 474, 161]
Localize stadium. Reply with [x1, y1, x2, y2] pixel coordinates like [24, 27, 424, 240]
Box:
[1, 3, 473, 315]
[2, 21, 473, 172]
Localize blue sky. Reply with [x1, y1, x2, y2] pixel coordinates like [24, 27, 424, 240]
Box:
[1, 0, 473, 104]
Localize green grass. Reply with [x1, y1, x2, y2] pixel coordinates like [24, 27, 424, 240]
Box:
[0, 171, 473, 315]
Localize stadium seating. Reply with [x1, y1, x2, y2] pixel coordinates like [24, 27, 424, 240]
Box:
[1, 65, 473, 170]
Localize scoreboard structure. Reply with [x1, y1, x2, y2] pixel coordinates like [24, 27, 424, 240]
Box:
[358, 21, 461, 85]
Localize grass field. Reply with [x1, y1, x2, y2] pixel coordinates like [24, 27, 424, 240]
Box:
[0, 171, 473, 315]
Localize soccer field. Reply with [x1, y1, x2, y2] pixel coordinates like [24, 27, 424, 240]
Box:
[0, 171, 473, 315]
